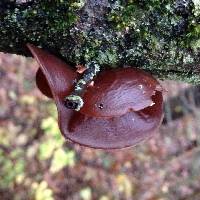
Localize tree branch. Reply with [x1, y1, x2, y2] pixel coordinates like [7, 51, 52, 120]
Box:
[0, 1, 200, 83]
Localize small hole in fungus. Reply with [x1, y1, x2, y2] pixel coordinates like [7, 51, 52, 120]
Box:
[98, 104, 104, 109]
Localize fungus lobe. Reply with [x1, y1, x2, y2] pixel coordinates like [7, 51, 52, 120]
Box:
[27, 44, 163, 149]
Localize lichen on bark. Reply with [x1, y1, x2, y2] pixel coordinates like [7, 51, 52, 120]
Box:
[0, 0, 200, 83]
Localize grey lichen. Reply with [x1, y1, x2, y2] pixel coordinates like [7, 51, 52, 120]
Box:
[64, 95, 84, 111]
[192, 0, 200, 16]
[65, 61, 101, 110]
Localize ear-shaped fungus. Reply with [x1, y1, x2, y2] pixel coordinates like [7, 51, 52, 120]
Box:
[36, 68, 53, 98]
[27, 44, 164, 149]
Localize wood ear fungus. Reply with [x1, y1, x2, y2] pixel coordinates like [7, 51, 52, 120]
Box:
[36, 68, 53, 98]
[27, 44, 164, 149]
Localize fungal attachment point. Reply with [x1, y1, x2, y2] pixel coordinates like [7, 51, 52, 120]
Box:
[27, 44, 164, 149]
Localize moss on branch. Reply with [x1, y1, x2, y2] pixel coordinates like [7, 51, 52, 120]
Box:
[0, 0, 200, 83]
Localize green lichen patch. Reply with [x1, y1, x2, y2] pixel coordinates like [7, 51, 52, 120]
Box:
[0, 0, 200, 83]
[0, 1, 84, 54]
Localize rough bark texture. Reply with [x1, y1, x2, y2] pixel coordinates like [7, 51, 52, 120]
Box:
[0, 0, 200, 83]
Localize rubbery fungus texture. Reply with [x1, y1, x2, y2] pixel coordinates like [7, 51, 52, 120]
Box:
[36, 68, 53, 99]
[27, 44, 164, 149]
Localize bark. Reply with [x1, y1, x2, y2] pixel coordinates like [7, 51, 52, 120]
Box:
[0, 0, 200, 83]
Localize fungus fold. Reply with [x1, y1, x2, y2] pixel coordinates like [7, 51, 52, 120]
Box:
[27, 44, 163, 149]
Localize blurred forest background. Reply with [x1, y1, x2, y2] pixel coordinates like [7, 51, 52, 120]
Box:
[0, 53, 200, 200]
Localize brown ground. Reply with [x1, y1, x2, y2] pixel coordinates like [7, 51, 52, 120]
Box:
[0, 53, 200, 200]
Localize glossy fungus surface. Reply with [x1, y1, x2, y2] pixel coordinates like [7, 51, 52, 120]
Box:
[27, 44, 164, 149]
[80, 68, 162, 118]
